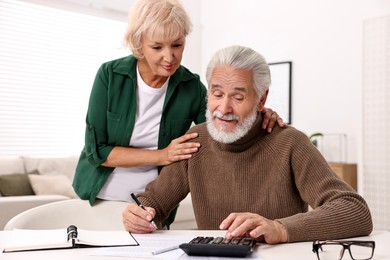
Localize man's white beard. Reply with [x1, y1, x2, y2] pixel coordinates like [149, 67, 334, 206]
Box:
[206, 106, 258, 144]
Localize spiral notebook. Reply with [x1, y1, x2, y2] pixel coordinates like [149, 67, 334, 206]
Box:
[3, 225, 138, 253]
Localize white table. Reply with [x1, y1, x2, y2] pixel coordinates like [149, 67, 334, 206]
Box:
[0, 230, 389, 259]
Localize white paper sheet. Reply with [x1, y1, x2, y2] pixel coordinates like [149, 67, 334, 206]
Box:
[90, 233, 192, 259]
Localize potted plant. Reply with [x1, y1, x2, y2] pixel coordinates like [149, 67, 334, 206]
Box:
[308, 132, 323, 148]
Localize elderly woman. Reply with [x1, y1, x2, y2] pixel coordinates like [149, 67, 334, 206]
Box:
[72, 0, 283, 226]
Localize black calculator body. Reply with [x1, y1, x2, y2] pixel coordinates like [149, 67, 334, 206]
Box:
[179, 236, 257, 257]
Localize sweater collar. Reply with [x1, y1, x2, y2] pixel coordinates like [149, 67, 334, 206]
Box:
[211, 112, 267, 152]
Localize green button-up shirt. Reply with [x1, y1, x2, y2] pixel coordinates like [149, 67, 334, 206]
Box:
[72, 55, 207, 206]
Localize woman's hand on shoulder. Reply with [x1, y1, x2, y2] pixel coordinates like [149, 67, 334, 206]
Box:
[160, 133, 200, 166]
[261, 107, 285, 133]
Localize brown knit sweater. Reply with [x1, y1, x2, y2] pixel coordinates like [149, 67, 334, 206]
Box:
[138, 114, 373, 242]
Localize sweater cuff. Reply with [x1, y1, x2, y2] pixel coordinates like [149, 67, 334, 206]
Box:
[277, 213, 309, 242]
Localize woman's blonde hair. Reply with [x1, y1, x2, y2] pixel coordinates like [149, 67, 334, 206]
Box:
[123, 0, 192, 59]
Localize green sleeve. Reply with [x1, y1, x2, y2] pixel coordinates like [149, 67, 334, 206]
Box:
[83, 64, 114, 167]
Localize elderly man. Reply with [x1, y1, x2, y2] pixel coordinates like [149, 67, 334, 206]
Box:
[122, 45, 372, 244]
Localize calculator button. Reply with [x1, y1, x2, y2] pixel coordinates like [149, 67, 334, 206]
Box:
[212, 237, 223, 244]
[230, 238, 241, 245]
[200, 237, 213, 244]
[241, 238, 254, 245]
[190, 236, 204, 244]
[221, 238, 231, 244]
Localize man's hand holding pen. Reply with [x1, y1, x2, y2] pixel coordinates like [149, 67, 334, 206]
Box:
[123, 193, 158, 233]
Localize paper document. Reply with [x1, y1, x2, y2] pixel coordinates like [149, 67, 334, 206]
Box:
[91, 233, 193, 259]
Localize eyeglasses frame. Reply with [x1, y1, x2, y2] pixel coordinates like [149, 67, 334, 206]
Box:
[312, 240, 375, 260]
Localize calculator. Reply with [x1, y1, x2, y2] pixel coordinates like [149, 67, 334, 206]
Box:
[179, 236, 257, 257]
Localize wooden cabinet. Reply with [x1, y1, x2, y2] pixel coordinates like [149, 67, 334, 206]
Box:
[329, 163, 357, 191]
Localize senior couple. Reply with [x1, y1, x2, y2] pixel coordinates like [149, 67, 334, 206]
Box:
[122, 45, 373, 244]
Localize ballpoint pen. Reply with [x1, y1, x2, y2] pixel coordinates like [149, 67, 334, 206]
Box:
[152, 245, 180, 255]
[130, 193, 158, 229]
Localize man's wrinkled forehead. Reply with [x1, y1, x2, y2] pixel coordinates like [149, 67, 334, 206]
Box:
[208, 66, 254, 92]
[210, 84, 248, 94]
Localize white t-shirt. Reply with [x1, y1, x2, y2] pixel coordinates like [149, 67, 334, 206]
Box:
[97, 67, 169, 202]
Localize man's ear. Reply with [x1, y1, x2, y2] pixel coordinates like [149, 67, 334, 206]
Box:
[257, 90, 269, 111]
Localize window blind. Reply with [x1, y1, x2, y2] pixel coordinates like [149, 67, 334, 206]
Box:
[0, 0, 128, 157]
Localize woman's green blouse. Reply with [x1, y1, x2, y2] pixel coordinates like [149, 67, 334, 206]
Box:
[72, 55, 207, 206]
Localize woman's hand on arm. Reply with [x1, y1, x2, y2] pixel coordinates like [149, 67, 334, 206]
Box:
[219, 212, 288, 244]
[261, 107, 285, 133]
[101, 132, 200, 168]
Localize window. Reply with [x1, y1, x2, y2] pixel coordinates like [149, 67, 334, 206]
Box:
[0, 0, 128, 157]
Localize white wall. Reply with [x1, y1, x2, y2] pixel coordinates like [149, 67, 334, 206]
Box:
[198, 0, 390, 193]
[363, 15, 390, 231]
[16, 0, 390, 194]
[179, 0, 202, 75]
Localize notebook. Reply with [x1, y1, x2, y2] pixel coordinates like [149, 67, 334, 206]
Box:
[3, 225, 138, 253]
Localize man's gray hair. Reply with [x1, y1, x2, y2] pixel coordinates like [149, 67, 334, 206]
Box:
[205, 45, 271, 100]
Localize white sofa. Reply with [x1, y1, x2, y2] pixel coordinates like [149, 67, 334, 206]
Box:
[0, 156, 196, 230]
[0, 156, 80, 230]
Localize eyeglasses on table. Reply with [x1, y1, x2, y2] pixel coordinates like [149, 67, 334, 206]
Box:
[312, 240, 375, 260]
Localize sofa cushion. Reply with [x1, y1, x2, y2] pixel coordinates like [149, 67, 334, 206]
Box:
[28, 174, 79, 198]
[0, 170, 38, 196]
[0, 157, 25, 175]
[23, 156, 79, 181]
